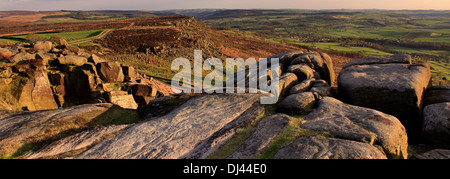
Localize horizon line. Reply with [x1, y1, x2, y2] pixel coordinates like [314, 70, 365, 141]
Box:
[1, 8, 450, 12]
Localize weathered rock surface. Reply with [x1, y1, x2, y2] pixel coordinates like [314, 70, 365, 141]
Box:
[309, 79, 332, 97]
[223, 63, 281, 92]
[273, 136, 387, 159]
[48, 72, 66, 107]
[25, 125, 129, 159]
[63, 65, 102, 105]
[424, 85, 450, 106]
[96, 61, 124, 83]
[422, 102, 450, 148]
[137, 93, 199, 119]
[223, 51, 309, 88]
[131, 84, 157, 106]
[33, 41, 53, 52]
[342, 54, 412, 69]
[187, 101, 267, 159]
[338, 54, 431, 140]
[75, 93, 264, 159]
[290, 78, 315, 95]
[413, 149, 450, 159]
[31, 71, 59, 110]
[12, 70, 59, 111]
[302, 97, 408, 159]
[59, 39, 69, 47]
[36, 53, 56, 66]
[0, 41, 170, 111]
[17, 79, 37, 111]
[222, 51, 334, 104]
[0, 48, 13, 61]
[88, 54, 105, 65]
[277, 92, 316, 115]
[56, 55, 88, 66]
[122, 66, 136, 82]
[227, 114, 291, 159]
[286, 64, 314, 82]
[277, 73, 298, 100]
[267, 50, 304, 71]
[290, 52, 335, 85]
[3, 50, 429, 159]
[9, 52, 35, 64]
[107, 91, 138, 109]
[0, 103, 115, 156]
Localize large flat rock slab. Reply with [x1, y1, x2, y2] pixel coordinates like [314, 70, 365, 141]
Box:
[25, 125, 129, 159]
[75, 93, 264, 159]
[0, 103, 115, 157]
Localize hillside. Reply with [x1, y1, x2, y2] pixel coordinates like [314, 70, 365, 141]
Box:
[89, 16, 307, 82]
[0, 13, 311, 82]
[170, 9, 450, 85]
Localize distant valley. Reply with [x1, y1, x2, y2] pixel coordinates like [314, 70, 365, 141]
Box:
[0, 9, 448, 85]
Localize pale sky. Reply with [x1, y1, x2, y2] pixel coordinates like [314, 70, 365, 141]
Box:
[0, 0, 449, 11]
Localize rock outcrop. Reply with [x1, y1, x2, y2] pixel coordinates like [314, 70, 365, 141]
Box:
[276, 92, 316, 115]
[9, 52, 35, 64]
[0, 41, 172, 111]
[107, 91, 138, 109]
[301, 97, 408, 159]
[0, 48, 13, 61]
[33, 41, 53, 52]
[290, 78, 315, 95]
[96, 61, 124, 83]
[422, 102, 450, 149]
[2, 50, 447, 159]
[277, 73, 298, 99]
[290, 52, 335, 85]
[224, 51, 336, 104]
[286, 64, 315, 82]
[56, 55, 88, 66]
[25, 125, 129, 159]
[131, 83, 158, 106]
[0, 103, 116, 157]
[31, 70, 59, 110]
[338, 54, 431, 140]
[75, 93, 266, 159]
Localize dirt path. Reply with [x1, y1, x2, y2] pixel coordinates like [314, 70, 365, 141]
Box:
[68, 22, 135, 46]
[68, 29, 113, 45]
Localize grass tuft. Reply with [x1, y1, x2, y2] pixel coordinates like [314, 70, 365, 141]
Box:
[256, 115, 332, 159]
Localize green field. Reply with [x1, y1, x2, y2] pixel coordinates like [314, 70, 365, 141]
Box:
[271, 38, 392, 56]
[0, 29, 108, 44]
[1, 9, 448, 85]
[197, 9, 450, 58]
[387, 45, 450, 57]
[205, 10, 450, 43]
[185, 9, 450, 84]
[428, 60, 450, 84]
